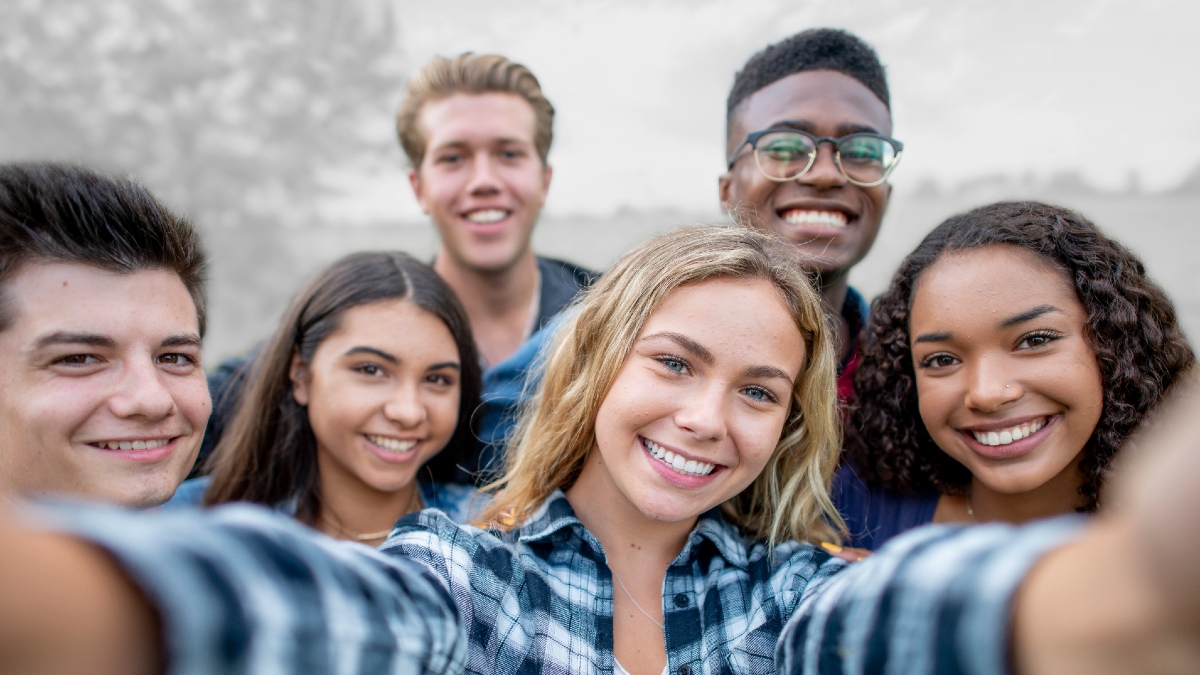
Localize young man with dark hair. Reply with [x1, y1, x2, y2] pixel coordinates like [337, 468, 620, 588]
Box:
[0, 162, 210, 507]
[200, 53, 591, 480]
[719, 28, 901, 401]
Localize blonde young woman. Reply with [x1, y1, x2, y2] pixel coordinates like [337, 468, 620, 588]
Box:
[6, 227, 1200, 675]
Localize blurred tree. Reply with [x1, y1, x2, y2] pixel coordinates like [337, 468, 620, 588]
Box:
[0, 0, 406, 356]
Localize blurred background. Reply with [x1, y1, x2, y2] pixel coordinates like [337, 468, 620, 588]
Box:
[3, 0, 1198, 361]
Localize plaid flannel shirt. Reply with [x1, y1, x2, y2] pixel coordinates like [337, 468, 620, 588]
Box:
[46, 493, 1084, 674]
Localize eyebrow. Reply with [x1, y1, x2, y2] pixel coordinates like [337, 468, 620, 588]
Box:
[640, 331, 714, 365]
[33, 332, 116, 350]
[766, 119, 882, 136]
[343, 346, 398, 364]
[426, 361, 461, 371]
[913, 305, 1065, 345]
[161, 334, 202, 349]
[999, 304, 1062, 328]
[744, 364, 795, 387]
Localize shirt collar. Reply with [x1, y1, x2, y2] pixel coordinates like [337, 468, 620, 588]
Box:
[516, 490, 752, 570]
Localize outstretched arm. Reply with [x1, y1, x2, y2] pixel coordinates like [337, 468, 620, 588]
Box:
[0, 501, 466, 674]
[780, 375, 1200, 674]
[0, 520, 161, 675]
[1014, 376, 1200, 674]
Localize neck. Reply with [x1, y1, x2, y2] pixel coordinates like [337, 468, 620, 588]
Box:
[565, 452, 693, 573]
[311, 465, 421, 543]
[434, 248, 539, 365]
[819, 272, 852, 361]
[967, 458, 1087, 525]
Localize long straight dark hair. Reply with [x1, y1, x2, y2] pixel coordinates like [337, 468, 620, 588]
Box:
[203, 251, 481, 520]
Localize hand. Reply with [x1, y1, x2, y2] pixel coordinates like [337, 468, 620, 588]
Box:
[819, 541, 872, 562]
[1014, 372, 1200, 674]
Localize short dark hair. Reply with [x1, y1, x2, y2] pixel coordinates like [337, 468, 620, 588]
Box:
[847, 201, 1195, 511]
[726, 28, 890, 130]
[204, 251, 483, 516]
[0, 162, 208, 334]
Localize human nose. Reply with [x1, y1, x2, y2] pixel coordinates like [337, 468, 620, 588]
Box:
[964, 356, 1022, 412]
[673, 382, 729, 441]
[466, 152, 501, 194]
[383, 382, 427, 428]
[796, 141, 847, 189]
[108, 359, 176, 420]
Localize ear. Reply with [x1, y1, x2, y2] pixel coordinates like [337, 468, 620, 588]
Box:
[289, 350, 311, 406]
[407, 167, 429, 214]
[718, 171, 733, 212]
[540, 162, 553, 197]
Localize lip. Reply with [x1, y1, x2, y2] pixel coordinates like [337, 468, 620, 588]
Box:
[362, 434, 422, 464]
[774, 199, 857, 234]
[87, 436, 178, 463]
[960, 414, 1060, 461]
[640, 436, 723, 489]
[458, 207, 514, 236]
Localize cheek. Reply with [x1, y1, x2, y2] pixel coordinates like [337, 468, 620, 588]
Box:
[915, 378, 957, 439]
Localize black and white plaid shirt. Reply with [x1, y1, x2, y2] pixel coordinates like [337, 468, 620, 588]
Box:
[50, 493, 1082, 674]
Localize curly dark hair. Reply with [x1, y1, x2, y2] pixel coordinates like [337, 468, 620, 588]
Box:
[847, 201, 1194, 511]
[726, 27, 890, 131]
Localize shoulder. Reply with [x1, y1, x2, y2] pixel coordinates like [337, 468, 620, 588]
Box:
[421, 481, 489, 524]
[536, 255, 597, 291]
[833, 463, 940, 550]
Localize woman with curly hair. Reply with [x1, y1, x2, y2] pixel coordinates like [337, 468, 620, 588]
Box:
[836, 201, 1194, 551]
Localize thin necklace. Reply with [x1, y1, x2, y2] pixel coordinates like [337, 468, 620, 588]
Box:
[611, 567, 664, 631]
[319, 489, 423, 542]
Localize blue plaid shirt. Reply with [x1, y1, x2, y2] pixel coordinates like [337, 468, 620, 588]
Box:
[44, 494, 1084, 674]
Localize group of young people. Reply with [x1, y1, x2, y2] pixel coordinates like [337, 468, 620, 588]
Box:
[1, 27, 1199, 675]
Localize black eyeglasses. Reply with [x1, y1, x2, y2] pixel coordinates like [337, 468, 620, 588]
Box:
[727, 129, 903, 187]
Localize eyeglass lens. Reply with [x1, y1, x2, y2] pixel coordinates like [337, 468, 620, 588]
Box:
[753, 131, 898, 184]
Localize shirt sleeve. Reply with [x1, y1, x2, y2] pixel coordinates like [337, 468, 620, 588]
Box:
[34, 502, 467, 675]
[777, 517, 1086, 675]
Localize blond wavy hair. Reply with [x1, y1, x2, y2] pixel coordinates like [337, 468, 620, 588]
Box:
[478, 226, 844, 546]
[396, 52, 554, 169]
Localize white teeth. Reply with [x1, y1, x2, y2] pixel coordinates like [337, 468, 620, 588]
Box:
[367, 435, 417, 453]
[971, 418, 1047, 446]
[465, 209, 509, 224]
[641, 438, 716, 477]
[98, 439, 169, 451]
[781, 210, 848, 228]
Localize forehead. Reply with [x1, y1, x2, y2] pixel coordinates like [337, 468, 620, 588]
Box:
[317, 298, 457, 356]
[418, 92, 538, 149]
[728, 70, 892, 149]
[1, 262, 198, 342]
[640, 277, 806, 372]
[912, 246, 1079, 325]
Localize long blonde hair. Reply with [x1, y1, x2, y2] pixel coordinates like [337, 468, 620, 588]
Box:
[479, 226, 844, 545]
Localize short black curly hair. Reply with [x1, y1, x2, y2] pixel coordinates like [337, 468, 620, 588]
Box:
[847, 201, 1194, 511]
[726, 27, 890, 132]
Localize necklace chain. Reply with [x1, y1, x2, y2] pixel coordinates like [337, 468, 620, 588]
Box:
[319, 489, 422, 542]
[611, 568, 664, 631]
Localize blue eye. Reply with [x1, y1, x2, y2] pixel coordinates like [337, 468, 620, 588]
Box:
[656, 356, 690, 375]
[742, 386, 778, 404]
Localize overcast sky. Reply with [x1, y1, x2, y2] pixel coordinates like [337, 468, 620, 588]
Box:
[332, 0, 1200, 220]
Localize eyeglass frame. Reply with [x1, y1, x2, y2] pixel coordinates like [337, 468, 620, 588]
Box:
[726, 128, 904, 188]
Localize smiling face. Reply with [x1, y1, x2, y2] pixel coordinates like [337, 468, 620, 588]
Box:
[719, 70, 892, 279]
[408, 92, 552, 276]
[0, 263, 209, 507]
[908, 245, 1104, 501]
[579, 277, 805, 526]
[290, 299, 461, 503]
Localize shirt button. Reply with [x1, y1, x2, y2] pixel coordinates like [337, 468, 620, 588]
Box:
[673, 594, 688, 607]
[677, 667, 691, 675]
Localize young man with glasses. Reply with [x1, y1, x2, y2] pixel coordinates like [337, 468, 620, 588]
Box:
[719, 28, 900, 402]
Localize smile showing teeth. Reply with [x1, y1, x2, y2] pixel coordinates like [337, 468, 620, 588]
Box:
[971, 417, 1047, 447]
[641, 438, 716, 477]
[95, 439, 170, 451]
[780, 210, 848, 228]
[465, 209, 510, 224]
[367, 435, 417, 453]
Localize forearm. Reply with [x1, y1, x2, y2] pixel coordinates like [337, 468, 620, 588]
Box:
[0, 528, 161, 675]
